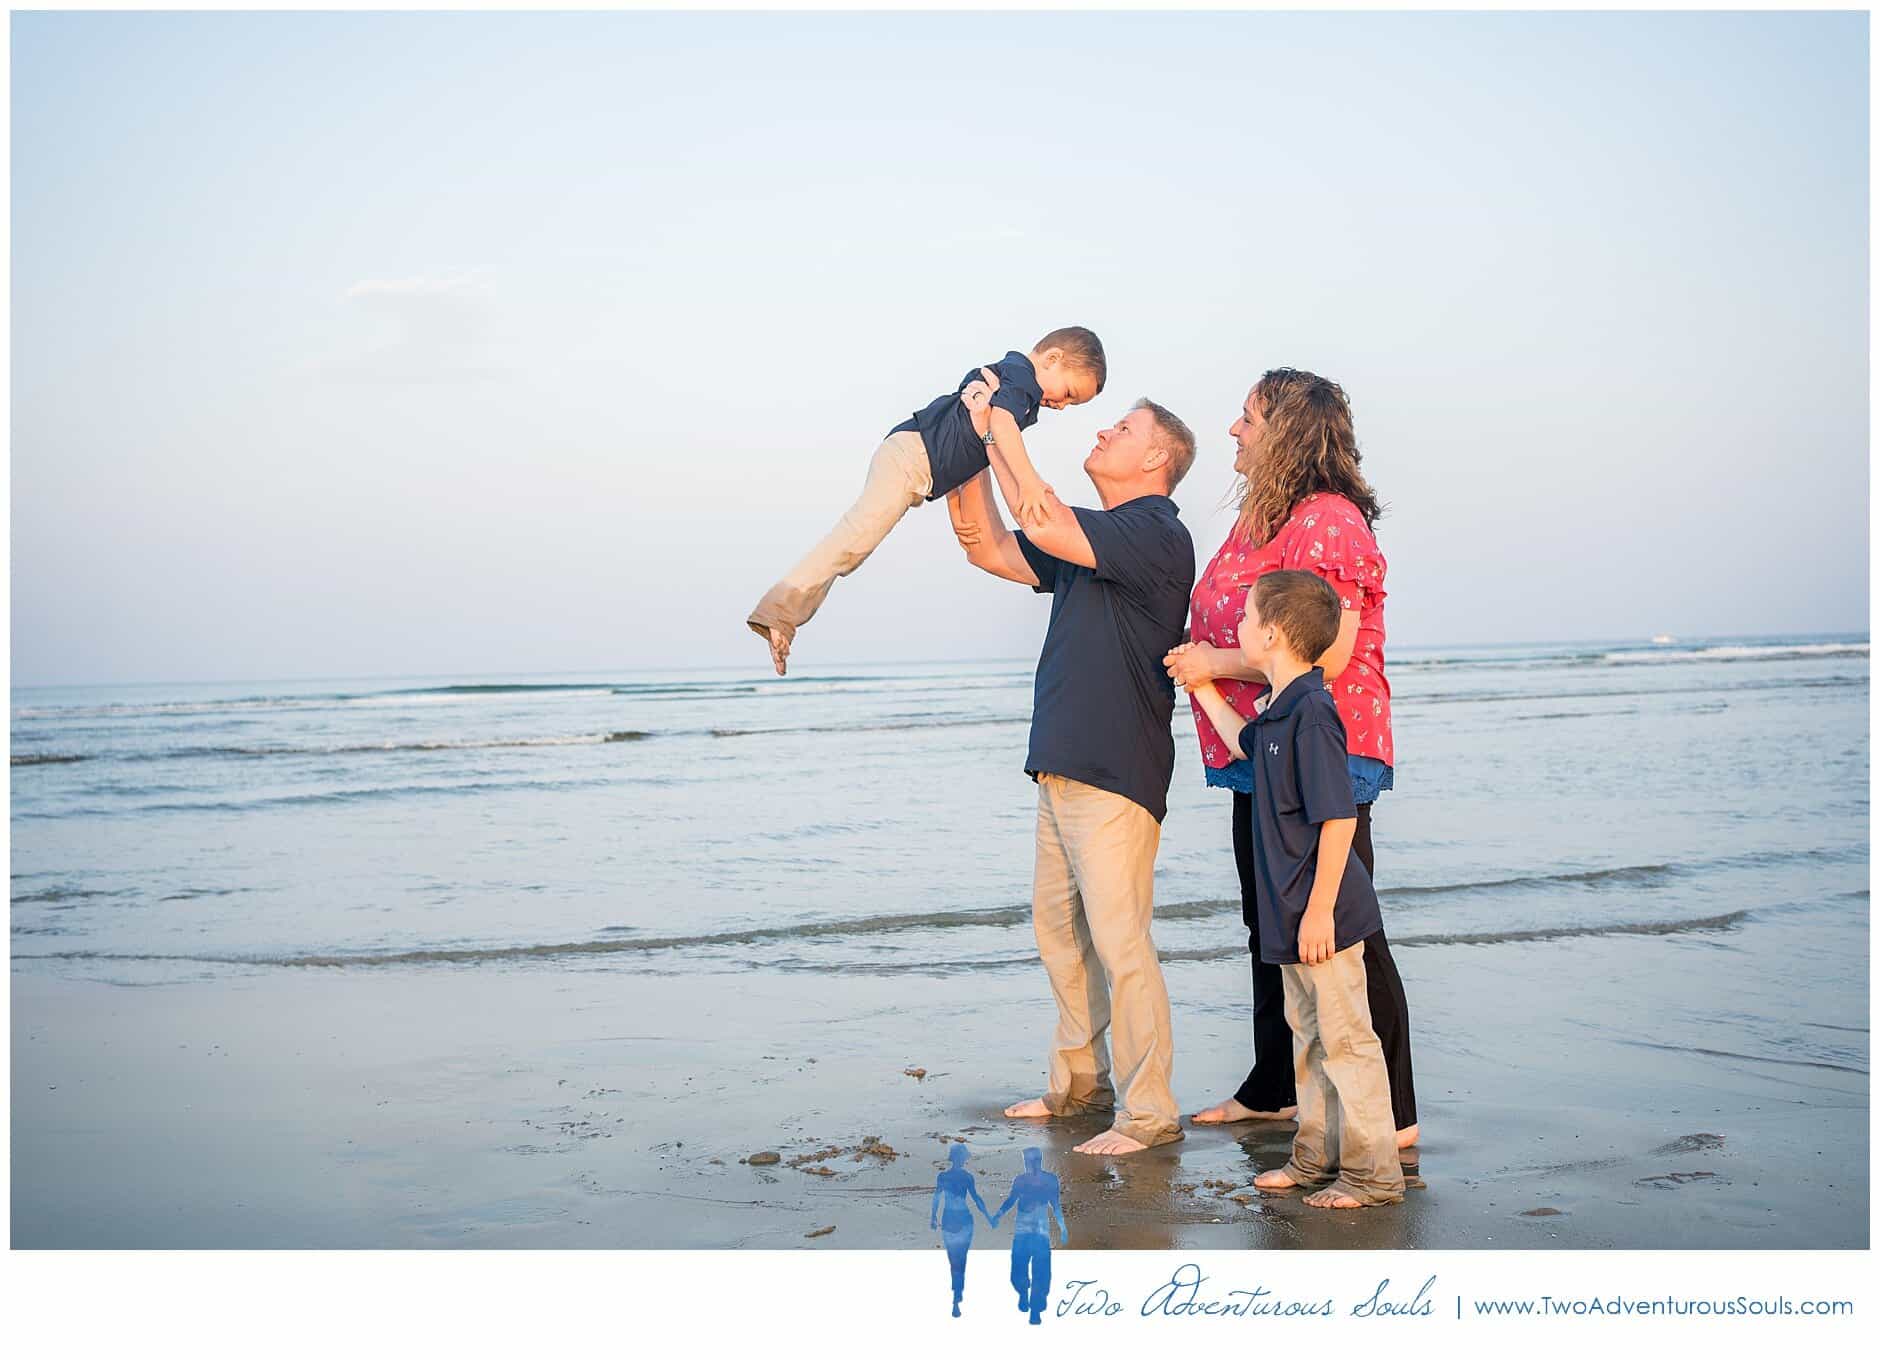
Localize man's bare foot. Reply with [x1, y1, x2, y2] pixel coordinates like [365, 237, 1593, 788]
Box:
[1073, 1129, 1148, 1156]
[1004, 1097, 1052, 1118]
[1253, 1168, 1307, 1192]
[1190, 1097, 1298, 1125]
[1303, 1186, 1365, 1210]
[752, 620, 789, 677]
[1396, 1122, 1419, 1151]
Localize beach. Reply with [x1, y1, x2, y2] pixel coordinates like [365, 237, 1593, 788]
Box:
[10, 638, 1870, 1248]
[12, 898, 1866, 1249]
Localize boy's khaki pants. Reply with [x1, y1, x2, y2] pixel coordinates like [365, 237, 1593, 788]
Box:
[747, 431, 934, 642]
[1031, 773, 1183, 1149]
[1279, 942, 1405, 1204]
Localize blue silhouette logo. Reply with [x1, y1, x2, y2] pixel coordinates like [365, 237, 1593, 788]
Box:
[991, 1147, 1068, 1325]
[930, 1143, 993, 1317]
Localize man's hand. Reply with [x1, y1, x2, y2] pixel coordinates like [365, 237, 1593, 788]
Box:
[946, 489, 983, 548]
[963, 368, 1055, 525]
[960, 366, 1000, 437]
[1164, 641, 1221, 690]
[1297, 905, 1337, 965]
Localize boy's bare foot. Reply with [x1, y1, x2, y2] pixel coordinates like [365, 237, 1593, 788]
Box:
[750, 624, 790, 676]
[1190, 1097, 1298, 1125]
[1253, 1168, 1307, 1192]
[1074, 1129, 1148, 1156]
[1303, 1186, 1366, 1210]
[1003, 1097, 1052, 1118]
[1397, 1123, 1419, 1150]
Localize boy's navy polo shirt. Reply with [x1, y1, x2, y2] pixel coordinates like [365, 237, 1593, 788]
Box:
[1239, 668, 1384, 964]
[891, 350, 1044, 501]
[1015, 495, 1195, 823]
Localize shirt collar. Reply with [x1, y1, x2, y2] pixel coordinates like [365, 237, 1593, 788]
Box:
[1255, 666, 1325, 724]
[1003, 351, 1042, 394]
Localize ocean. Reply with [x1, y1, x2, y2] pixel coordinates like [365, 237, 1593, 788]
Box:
[10, 636, 1870, 1045]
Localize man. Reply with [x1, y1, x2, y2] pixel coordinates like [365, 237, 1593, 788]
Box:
[948, 378, 1198, 1155]
[991, 1148, 1068, 1324]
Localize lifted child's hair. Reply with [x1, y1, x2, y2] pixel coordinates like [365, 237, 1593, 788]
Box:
[1253, 570, 1342, 663]
[1034, 326, 1107, 392]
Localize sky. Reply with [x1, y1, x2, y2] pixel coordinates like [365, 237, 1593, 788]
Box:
[8, 9, 1870, 687]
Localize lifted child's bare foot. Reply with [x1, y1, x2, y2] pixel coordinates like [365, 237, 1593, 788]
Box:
[748, 624, 790, 676]
[1253, 1167, 1310, 1192]
[1003, 1097, 1052, 1118]
[1396, 1122, 1420, 1151]
[1190, 1097, 1297, 1126]
[1074, 1129, 1148, 1156]
[1303, 1186, 1366, 1210]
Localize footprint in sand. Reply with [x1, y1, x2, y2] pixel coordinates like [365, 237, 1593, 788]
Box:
[1636, 1171, 1719, 1189]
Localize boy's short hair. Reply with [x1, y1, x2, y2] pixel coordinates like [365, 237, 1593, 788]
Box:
[1253, 570, 1342, 663]
[1131, 398, 1197, 490]
[1035, 325, 1107, 393]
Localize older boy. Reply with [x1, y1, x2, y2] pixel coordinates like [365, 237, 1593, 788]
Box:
[1187, 571, 1404, 1208]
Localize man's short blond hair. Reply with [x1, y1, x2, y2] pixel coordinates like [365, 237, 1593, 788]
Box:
[1131, 398, 1197, 491]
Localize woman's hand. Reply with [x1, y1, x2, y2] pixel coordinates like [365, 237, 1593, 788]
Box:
[1163, 641, 1222, 690]
[960, 365, 1000, 437]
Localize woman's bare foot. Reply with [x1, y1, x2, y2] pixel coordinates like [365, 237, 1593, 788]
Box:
[1303, 1186, 1365, 1210]
[1190, 1097, 1298, 1126]
[1253, 1168, 1305, 1192]
[1004, 1097, 1052, 1118]
[1074, 1129, 1148, 1156]
[1396, 1122, 1420, 1151]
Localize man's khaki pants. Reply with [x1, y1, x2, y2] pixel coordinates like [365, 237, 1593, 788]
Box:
[1032, 773, 1182, 1148]
[1278, 941, 1405, 1205]
[747, 431, 934, 642]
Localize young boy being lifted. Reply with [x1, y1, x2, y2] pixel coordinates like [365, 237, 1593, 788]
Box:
[746, 327, 1105, 675]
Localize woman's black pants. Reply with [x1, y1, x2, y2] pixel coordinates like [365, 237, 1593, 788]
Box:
[1229, 792, 1418, 1129]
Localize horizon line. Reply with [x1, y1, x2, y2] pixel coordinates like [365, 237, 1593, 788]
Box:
[7, 628, 1871, 693]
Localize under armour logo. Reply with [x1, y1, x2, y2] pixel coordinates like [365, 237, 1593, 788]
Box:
[1267, 742, 1280, 756]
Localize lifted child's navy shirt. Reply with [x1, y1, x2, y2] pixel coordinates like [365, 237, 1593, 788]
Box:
[891, 350, 1044, 500]
[1240, 667, 1384, 964]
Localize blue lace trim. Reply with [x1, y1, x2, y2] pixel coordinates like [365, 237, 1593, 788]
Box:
[1205, 755, 1394, 804]
[1203, 760, 1257, 795]
[1348, 756, 1395, 804]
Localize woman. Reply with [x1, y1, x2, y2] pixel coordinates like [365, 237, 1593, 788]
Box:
[930, 1143, 992, 1317]
[1166, 368, 1418, 1151]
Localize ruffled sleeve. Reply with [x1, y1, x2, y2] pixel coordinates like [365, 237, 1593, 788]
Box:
[1278, 495, 1386, 612]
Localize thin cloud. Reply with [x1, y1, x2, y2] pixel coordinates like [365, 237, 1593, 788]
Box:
[324, 271, 504, 385]
[343, 272, 481, 300]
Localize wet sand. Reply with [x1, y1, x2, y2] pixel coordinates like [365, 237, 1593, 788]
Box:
[11, 905, 1867, 1249]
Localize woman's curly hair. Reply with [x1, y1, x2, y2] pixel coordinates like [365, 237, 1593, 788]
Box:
[1231, 368, 1383, 546]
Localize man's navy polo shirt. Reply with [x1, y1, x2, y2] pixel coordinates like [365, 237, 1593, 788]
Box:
[892, 350, 1043, 501]
[1015, 495, 1194, 823]
[1240, 667, 1384, 964]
